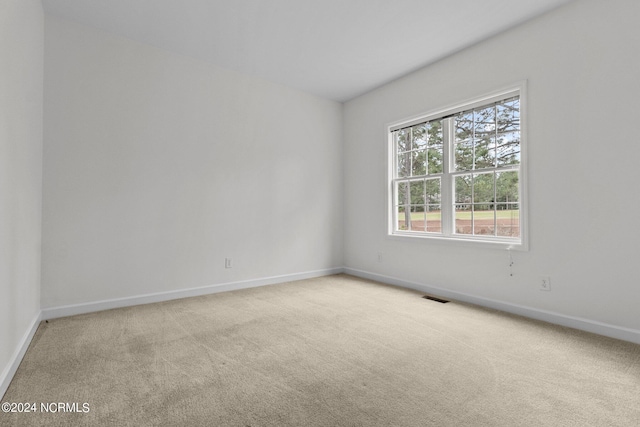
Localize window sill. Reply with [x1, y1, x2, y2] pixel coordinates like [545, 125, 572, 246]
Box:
[387, 231, 528, 251]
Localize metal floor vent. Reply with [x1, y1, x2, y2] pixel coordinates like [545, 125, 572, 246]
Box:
[422, 295, 450, 304]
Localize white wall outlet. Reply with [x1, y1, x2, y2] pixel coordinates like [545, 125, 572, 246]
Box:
[225, 258, 232, 268]
[539, 276, 551, 291]
[377, 252, 383, 263]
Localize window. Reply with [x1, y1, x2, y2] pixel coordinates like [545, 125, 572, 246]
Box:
[388, 85, 526, 248]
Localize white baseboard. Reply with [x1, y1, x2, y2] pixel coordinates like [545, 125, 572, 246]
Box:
[344, 267, 640, 345]
[1, 312, 42, 399]
[41, 267, 345, 320]
[7, 265, 636, 402]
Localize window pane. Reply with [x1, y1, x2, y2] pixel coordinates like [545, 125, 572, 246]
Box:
[397, 181, 409, 207]
[455, 140, 473, 171]
[426, 205, 442, 233]
[411, 125, 427, 150]
[455, 175, 472, 204]
[426, 179, 441, 233]
[411, 205, 426, 231]
[427, 120, 443, 144]
[496, 131, 520, 166]
[397, 205, 410, 231]
[427, 147, 443, 174]
[473, 205, 495, 236]
[496, 97, 520, 167]
[497, 98, 520, 132]
[425, 178, 441, 205]
[397, 152, 410, 178]
[472, 106, 496, 170]
[410, 180, 425, 205]
[411, 149, 426, 176]
[475, 136, 496, 169]
[455, 205, 472, 235]
[455, 112, 473, 142]
[396, 129, 409, 152]
[427, 120, 443, 174]
[496, 204, 520, 237]
[496, 171, 519, 203]
[474, 106, 496, 135]
[473, 172, 495, 205]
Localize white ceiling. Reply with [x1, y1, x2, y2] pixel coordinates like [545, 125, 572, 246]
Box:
[41, 0, 573, 102]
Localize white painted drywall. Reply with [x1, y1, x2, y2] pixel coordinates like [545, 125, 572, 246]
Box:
[0, 0, 43, 392]
[343, 0, 640, 332]
[41, 16, 343, 308]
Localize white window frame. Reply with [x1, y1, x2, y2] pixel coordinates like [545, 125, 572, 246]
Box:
[386, 82, 528, 251]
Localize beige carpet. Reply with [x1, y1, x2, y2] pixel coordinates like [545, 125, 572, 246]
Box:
[2, 274, 639, 426]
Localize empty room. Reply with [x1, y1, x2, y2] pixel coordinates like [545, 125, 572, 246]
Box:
[1, 0, 639, 425]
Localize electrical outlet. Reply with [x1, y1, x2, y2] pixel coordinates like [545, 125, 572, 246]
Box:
[539, 276, 551, 291]
[377, 252, 383, 263]
[225, 258, 232, 269]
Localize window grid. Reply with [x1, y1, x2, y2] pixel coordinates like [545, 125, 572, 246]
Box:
[393, 122, 443, 234]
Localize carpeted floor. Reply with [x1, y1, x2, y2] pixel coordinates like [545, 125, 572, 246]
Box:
[2, 274, 639, 426]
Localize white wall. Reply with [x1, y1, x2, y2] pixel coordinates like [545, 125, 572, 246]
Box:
[26, 0, 640, 343]
[0, 0, 43, 395]
[42, 16, 343, 308]
[344, 0, 640, 335]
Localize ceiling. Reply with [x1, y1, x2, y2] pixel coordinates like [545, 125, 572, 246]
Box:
[41, 0, 573, 102]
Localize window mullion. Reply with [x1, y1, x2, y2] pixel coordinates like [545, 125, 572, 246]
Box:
[408, 127, 413, 178]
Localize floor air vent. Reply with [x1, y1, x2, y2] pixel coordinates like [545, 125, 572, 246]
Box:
[422, 295, 449, 303]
